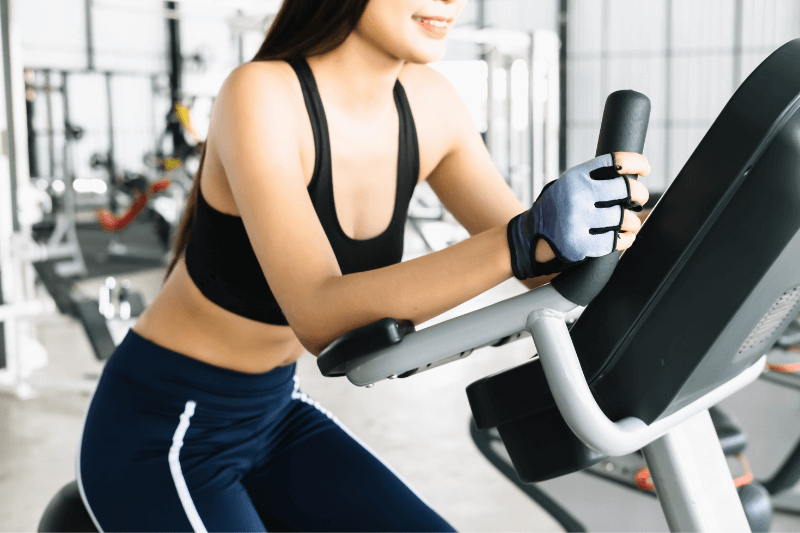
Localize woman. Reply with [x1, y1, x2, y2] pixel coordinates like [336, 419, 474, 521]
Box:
[77, 0, 650, 531]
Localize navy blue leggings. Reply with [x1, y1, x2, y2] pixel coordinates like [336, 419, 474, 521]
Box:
[78, 329, 455, 532]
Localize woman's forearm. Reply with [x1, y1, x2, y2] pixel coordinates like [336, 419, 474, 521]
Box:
[304, 225, 515, 355]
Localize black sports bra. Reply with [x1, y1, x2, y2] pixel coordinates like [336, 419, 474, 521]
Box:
[184, 60, 420, 326]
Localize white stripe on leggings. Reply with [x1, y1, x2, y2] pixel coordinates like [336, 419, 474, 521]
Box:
[168, 400, 208, 533]
[75, 383, 106, 533]
[290, 375, 437, 510]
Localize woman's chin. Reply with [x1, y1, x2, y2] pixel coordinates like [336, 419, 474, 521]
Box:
[402, 42, 448, 64]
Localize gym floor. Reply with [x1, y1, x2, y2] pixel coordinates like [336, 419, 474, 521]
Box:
[3, 226, 800, 532]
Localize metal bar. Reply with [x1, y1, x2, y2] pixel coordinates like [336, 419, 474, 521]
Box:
[344, 284, 577, 386]
[1, 0, 26, 233]
[557, 0, 567, 173]
[104, 71, 117, 211]
[485, 46, 497, 160]
[62, 71, 71, 184]
[505, 57, 512, 187]
[58, 73, 88, 277]
[600, 0, 608, 103]
[167, 0, 181, 104]
[151, 74, 160, 161]
[166, 1, 184, 158]
[529, 309, 766, 457]
[544, 31, 561, 190]
[44, 71, 55, 178]
[237, 9, 244, 64]
[527, 31, 535, 206]
[733, 0, 743, 90]
[0, 300, 56, 323]
[0, 0, 17, 377]
[476, 0, 488, 147]
[85, 0, 95, 70]
[94, 0, 279, 16]
[530, 36, 544, 203]
[30, 66, 166, 78]
[0, 0, 45, 395]
[568, 46, 782, 60]
[663, 0, 673, 182]
[25, 76, 37, 178]
[642, 410, 750, 532]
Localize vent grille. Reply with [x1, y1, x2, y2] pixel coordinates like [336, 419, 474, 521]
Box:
[738, 286, 800, 354]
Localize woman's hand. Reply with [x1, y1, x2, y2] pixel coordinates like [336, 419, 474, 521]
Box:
[507, 152, 651, 279]
[534, 152, 650, 263]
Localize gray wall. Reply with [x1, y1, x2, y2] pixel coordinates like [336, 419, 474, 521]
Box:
[567, 0, 800, 193]
[20, 0, 800, 195]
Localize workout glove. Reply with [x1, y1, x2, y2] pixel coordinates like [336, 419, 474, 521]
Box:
[507, 153, 632, 280]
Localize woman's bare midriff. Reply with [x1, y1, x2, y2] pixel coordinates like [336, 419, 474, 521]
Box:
[132, 254, 306, 374]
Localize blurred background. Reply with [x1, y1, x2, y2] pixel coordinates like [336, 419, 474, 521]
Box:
[3, 0, 800, 531]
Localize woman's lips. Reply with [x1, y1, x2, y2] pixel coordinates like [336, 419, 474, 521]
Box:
[412, 16, 451, 38]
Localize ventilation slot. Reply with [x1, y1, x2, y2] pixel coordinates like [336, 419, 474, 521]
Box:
[738, 286, 800, 354]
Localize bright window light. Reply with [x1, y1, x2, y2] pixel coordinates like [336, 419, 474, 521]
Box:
[73, 178, 108, 194]
[429, 60, 488, 132]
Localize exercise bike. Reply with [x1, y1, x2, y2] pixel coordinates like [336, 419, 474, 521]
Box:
[312, 39, 800, 532]
[39, 39, 800, 532]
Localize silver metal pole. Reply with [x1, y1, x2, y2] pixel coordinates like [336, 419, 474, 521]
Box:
[529, 30, 561, 204]
[44, 70, 55, 177]
[53, 71, 87, 278]
[0, 0, 27, 233]
[0, 0, 37, 398]
[543, 31, 561, 187]
[484, 45, 496, 158]
[642, 409, 750, 532]
[527, 31, 536, 207]
[85, 0, 95, 70]
[505, 56, 513, 188]
[0, 0, 18, 380]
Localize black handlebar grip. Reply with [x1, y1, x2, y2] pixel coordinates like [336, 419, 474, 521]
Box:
[550, 90, 651, 307]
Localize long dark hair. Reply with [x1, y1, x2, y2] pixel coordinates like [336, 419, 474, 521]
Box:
[164, 0, 371, 282]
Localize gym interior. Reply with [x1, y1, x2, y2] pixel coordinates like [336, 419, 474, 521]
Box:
[4, 0, 800, 531]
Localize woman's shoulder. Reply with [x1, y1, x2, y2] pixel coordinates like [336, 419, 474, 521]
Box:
[214, 60, 306, 133]
[223, 60, 299, 97]
[210, 60, 308, 172]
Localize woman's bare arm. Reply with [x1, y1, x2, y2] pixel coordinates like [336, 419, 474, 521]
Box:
[402, 64, 649, 294]
[214, 63, 519, 356]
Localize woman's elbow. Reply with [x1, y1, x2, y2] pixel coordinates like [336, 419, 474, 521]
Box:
[288, 311, 335, 357]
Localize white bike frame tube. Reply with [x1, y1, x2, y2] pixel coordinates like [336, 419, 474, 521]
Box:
[346, 284, 577, 386]
[642, 409, 750, 532]
[528, 309, 766, 457]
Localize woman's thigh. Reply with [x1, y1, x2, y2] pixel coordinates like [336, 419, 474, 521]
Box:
[242, 392, 456, 533]
[77, 330, 299, 532]
[79, 387, 269, 533]
[81, 461, 266, 532]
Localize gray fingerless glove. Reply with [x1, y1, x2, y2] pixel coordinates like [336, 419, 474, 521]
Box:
[507, 153, 632, 280]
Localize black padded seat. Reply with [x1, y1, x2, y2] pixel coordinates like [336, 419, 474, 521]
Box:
[38, 480, 98, 533]
[467, 39, 800, 482]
